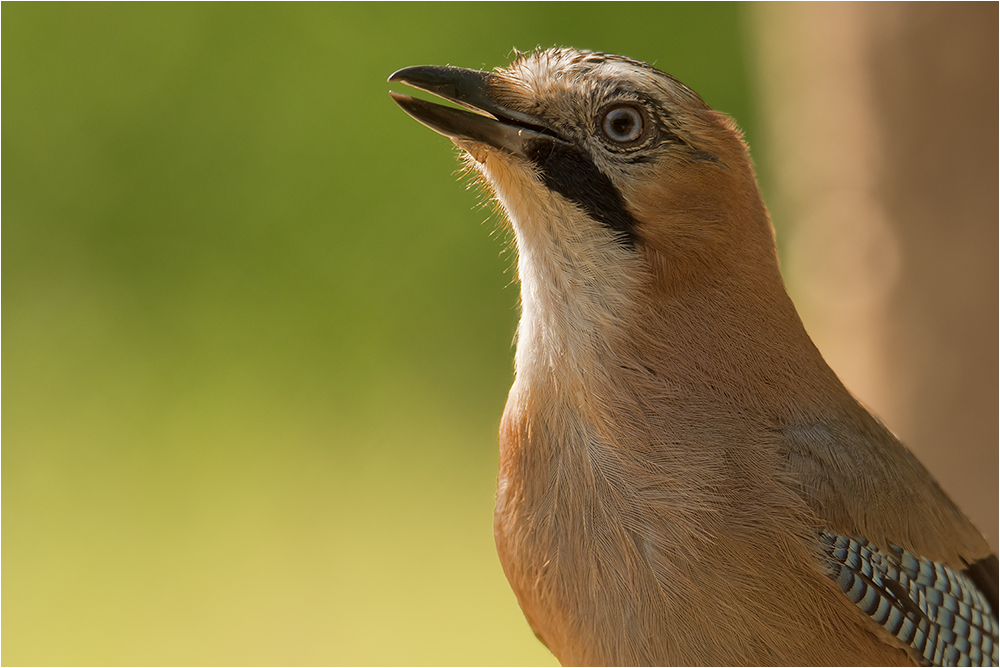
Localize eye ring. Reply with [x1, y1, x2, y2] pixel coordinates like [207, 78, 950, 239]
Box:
[601, 104, 645, 144]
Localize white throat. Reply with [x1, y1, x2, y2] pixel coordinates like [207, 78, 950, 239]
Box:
[470, 152, 643, 391]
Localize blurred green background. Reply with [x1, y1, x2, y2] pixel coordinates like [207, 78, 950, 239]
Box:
[3, 4, 757, 665]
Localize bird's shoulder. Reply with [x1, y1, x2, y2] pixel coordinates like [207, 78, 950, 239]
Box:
[779, 415, 989, 562]
[778, 415, 998, 666]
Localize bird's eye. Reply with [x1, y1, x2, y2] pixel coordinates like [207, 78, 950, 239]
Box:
[601, 105, 644, 143]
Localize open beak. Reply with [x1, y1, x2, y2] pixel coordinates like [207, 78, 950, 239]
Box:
[388, 65, 567, 155]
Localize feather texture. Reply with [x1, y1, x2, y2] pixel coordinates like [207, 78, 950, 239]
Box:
[390, 47, 997, 666]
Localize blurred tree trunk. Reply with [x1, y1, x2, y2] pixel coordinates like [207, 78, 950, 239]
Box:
[750, 3, 998, 549]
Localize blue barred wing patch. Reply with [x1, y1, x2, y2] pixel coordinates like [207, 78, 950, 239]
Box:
[820, 533, 998, 667]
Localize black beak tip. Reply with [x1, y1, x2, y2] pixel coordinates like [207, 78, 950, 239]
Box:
[387, 66, 431, 86]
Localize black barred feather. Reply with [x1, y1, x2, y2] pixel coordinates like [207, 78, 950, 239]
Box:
[821, 533, 999, 666]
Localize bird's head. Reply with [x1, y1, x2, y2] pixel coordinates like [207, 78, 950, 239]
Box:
[390, 48, 778, 297]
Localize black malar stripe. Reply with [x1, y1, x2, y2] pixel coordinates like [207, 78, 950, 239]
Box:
[524, 138, 640, 247]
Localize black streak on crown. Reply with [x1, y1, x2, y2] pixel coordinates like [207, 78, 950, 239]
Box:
[524, 139, 640, 247]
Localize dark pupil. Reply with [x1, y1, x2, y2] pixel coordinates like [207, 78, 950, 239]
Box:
[610, 113, 634, 137]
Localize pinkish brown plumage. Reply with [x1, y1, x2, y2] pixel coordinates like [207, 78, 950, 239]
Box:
[389, 48, 997, 666]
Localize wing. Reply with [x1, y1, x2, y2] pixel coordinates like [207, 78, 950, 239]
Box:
[782, 419, 997, 666]
[820, 533, 998, 666]
[968, 556, 1000, 614]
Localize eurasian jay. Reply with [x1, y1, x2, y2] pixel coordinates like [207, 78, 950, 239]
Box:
[388, 48, 997, 666]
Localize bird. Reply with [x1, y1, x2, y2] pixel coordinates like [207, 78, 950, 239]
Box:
[387, 48, 998, 666]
